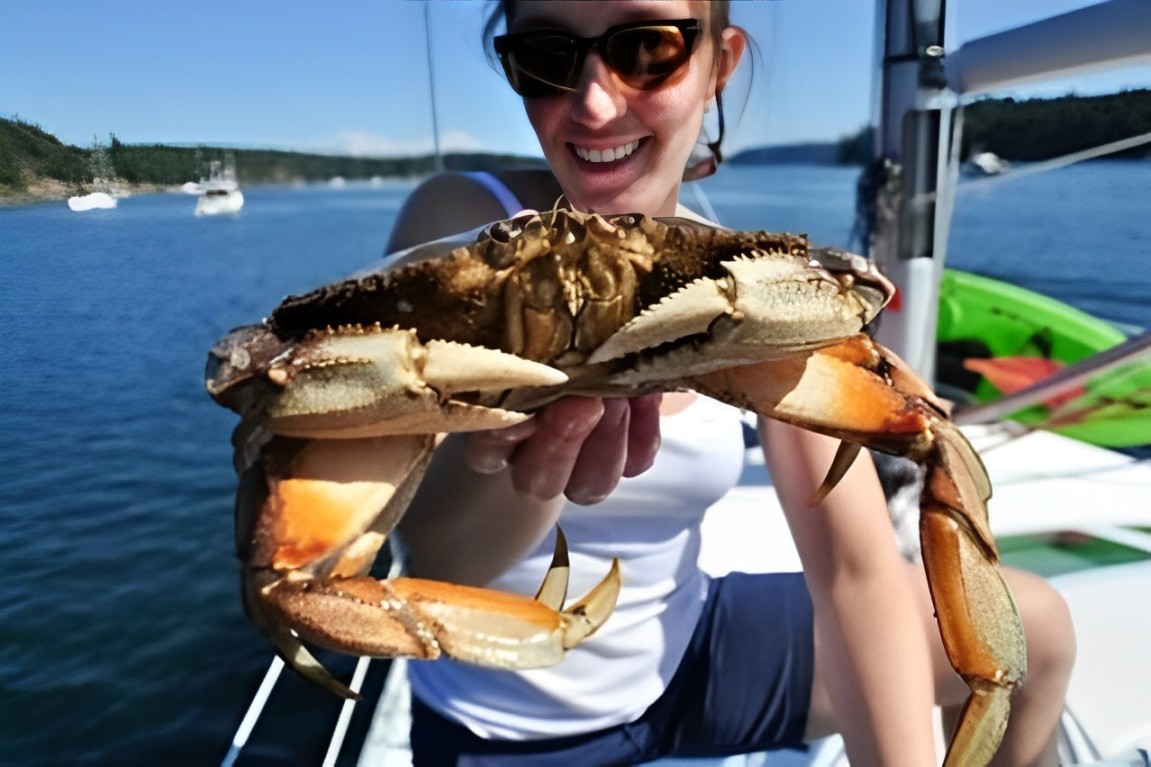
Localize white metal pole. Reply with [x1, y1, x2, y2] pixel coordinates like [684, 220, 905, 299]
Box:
[220, 656, 286, 767]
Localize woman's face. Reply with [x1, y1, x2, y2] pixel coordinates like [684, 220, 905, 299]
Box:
[509, 0, 743, 217]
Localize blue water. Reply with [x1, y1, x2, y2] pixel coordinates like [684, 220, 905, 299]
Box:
[701, 162, 1150, 331]
[1, 162, 1147, 766]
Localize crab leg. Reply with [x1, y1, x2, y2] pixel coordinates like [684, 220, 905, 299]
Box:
[263, 557, 621, 680]
[689, 333, 1026, 766]
[236, 432, 620, 699]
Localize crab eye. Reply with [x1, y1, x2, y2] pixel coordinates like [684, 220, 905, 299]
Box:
[490, 220, 520, 242]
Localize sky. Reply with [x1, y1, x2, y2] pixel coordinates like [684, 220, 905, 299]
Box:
[2, 0, 1148, 159]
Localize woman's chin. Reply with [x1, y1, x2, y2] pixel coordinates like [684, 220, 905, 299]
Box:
[565, 171, 672, 216]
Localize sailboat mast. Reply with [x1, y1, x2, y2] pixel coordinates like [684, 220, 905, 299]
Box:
[424, 3, 444, 173]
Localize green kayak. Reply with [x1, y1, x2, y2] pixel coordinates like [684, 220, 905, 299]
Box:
[936, 268, 1150, 448]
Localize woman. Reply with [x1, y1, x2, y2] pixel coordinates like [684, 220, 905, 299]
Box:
[397, 2, 1075, 764]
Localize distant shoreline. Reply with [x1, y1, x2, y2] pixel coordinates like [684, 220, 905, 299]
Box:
[0, 179, 180, 207]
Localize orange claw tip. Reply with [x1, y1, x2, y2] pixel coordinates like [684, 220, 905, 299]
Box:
[561, 558, 622, 649]
[534, 528, 571, 610]
[271, 627, 361, 700]
[809, 441, 863, 505]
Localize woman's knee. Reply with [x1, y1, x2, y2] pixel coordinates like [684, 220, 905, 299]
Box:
[1005, 567, 1076, 680]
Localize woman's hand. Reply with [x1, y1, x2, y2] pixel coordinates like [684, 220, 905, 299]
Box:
[465, 394, 663, 505]
[399, 393, 662, 585]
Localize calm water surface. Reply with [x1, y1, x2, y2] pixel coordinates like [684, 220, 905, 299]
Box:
[1, 162, 1147, 765]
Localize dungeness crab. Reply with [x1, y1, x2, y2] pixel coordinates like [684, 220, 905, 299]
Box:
[206, 209, 1025, 766]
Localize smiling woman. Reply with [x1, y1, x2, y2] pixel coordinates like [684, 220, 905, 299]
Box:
[381, 2, 1076, 766]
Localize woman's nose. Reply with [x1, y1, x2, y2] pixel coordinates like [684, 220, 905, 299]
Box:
[569, 53, 626, 128]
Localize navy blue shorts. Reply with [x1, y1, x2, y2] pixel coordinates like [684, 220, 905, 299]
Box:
[410, 571, 815, 766]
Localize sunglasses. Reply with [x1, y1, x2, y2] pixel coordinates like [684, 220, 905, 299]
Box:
[493, 19, 701, 98]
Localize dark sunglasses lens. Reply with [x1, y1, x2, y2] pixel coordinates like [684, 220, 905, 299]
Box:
[606, 26, 689, 87]
[508, 35, 578, 97]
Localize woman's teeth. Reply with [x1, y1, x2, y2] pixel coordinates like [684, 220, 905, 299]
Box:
[574, 140, 640, 163]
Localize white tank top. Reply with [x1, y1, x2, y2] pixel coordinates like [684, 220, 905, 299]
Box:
[408, 396, 747, 739]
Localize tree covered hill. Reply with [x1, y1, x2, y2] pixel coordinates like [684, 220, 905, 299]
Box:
[961, 89, 1151, 162]
[0, 117, 91, 191]
[731, 88, 1151, 166]
[0, 116, 539, 202]
[3, 88, 1148, 201]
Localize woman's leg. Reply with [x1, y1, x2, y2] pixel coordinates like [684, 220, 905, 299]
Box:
[806, 564, 1075, 766]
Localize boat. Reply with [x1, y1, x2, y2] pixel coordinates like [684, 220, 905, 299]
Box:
[195, 157, 244, 216]
[68, 137, 121, 211]
[67, 191, 117, 211]
[963, 150, 1009, 176]
[938, 268, 1151, 449]
[196, 184, 244, 216]
[219, 1, 1151, 764]
[836, 0, 1151, 759]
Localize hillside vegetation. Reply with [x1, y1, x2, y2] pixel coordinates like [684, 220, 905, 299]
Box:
[962, 89, 1151, 161]
[733, 89, 1151, 166]
[0, 118, 91, 189]
[0, 116, 538, 202]
[3, 89, 1148, 201]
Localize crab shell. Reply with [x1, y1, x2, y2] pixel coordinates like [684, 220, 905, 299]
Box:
[206, 209, 1024, 767]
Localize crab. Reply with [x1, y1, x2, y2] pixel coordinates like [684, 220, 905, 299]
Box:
[206, 209, 1025, 766]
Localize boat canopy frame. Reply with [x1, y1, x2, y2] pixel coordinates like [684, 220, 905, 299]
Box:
[864, 0, 1151, 380]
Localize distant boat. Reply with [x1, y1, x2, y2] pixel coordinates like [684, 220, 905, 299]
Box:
[195, 183, 244, 216]
[69, 137, 120, 211]
[67, 191, 117, 212]
[964, 150, 1010, 176]
[194, 157, 244, 216]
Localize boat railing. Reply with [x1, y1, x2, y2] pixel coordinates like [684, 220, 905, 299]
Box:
[220, 547, 401, 767]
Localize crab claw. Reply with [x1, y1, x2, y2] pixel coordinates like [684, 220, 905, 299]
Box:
[689, 334, 1026, 766]
[235, 430, 620, 699]
[208, 324, 568, 439]
[590, 253, 890, 386]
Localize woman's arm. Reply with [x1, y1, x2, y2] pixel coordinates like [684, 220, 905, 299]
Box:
[399, 395, 661, 586]
[761, 418, 937, 765]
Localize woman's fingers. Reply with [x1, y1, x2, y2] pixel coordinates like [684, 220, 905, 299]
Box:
[508, 397, 607, 501]
[463, 416, 539, 474]
[463, 395, 664, 504]
[623, 393, 662, 478]
[564, 398, 631, 505]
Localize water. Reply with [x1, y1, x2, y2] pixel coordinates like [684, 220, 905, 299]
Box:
[699, 162, 1150, 331]
[1, 163, 1147, 766]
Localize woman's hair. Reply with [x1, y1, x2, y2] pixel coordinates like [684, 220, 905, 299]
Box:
[480, 1, 746, 168]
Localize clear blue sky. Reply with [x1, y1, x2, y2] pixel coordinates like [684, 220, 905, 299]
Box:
[2, 1, 1147, 158]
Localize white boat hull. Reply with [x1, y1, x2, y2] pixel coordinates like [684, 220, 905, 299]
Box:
[67, 192, 117, 211]
[195, 189, 244, 216]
